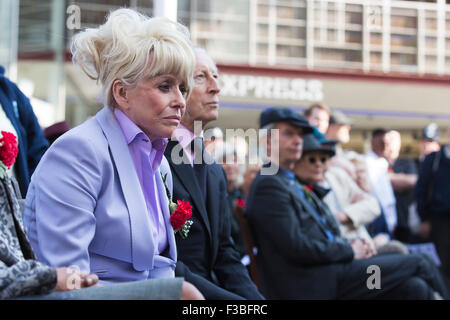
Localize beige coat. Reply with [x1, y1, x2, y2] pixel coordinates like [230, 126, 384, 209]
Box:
[323, 166, 381, 248]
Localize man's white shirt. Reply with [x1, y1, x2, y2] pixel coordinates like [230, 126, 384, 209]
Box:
[365, 150, 397, 234]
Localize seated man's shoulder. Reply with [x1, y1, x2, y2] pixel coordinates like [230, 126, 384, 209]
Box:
[256, 170, 284, 182]
[250, 172, 286, 193]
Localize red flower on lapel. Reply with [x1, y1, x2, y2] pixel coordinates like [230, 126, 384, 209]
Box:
[161, 173, 193, 239]
[170, 200, 193, 237]
[235, 198, 246, 209]
[0, 131, 19, 178]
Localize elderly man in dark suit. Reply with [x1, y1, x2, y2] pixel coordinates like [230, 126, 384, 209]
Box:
[245, 107, 448, 300]
[164, 47, 263, 300]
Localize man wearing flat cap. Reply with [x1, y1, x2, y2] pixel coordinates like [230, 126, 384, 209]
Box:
[245, 107, 449, 299]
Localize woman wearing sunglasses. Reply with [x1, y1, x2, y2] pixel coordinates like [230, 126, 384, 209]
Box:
[294, 133, 335, 193]
[295, 133, 408, 256]
[294, 133, 378, 259]
[295, 132, 379, 252]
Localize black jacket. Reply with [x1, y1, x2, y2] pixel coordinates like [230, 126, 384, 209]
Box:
[246, 165, 354, 299]
[165, 141, 264, 300]
[415, 147, 450, 220]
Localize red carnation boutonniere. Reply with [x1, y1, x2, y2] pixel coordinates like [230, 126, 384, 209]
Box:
[0, 131, 19, 179]
[161, 173, 193, 239]
[235, 198, 246, 209]
[169, 200, 193, 238]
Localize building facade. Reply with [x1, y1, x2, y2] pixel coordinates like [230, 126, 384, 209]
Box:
[2, 0, 450, 153]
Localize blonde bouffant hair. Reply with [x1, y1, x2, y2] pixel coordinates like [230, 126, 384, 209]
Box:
[71, 8, 196, 107]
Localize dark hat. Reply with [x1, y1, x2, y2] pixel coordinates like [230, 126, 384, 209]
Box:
[329, 110, 353, 126]
[259, 107, 314, 133]
[302, 133, 336, 157]
[421, 123, 440, 142]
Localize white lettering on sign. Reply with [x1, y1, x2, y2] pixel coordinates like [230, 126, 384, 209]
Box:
[220, 74, 324, 102]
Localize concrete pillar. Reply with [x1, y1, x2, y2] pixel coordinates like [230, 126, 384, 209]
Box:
[49, 0, 66, 123]
[0, 0, 19, 81]
[153, 0, 178, 21]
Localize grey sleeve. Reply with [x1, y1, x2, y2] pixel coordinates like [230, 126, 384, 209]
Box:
[0, 247, 57, 299]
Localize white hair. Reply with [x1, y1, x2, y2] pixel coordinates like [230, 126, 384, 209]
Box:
[386, 129, 401, 143]
[71, 8, 195, 107]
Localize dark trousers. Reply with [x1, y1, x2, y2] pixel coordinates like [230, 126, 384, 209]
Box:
[336, 253, 449, 300]
[430, 216, 450, 283]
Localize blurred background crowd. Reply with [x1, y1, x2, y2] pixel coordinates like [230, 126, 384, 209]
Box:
[1, 0, 450, 298]
[1, 0, 450, 142]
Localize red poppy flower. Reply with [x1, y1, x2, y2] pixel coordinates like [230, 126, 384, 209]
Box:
[235, 198, 246, 208]
[0, 131, 19, 169]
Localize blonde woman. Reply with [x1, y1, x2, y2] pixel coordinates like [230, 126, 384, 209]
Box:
[24, 8, 200, 294]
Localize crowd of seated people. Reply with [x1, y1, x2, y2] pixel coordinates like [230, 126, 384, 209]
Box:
[245, 108, 449, 299]
[2, 7, 450, 300]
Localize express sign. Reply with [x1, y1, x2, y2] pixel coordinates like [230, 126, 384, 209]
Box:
[219, 74, 324, 102]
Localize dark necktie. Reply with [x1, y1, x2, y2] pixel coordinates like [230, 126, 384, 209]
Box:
[191, 137, 207, 202]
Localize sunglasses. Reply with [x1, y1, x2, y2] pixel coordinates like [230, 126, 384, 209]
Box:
[306, 156, 329, 164]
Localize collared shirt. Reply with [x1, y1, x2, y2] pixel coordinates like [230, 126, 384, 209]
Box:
[114, 108, 169, 257]
[173, 123, 204, 167]
[365, 150, 397, 233]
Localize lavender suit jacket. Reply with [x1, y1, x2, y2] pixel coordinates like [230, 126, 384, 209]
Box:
[24, 106, 177, 283]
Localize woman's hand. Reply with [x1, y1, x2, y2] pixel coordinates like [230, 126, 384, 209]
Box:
[55, 267, 99, 291]
[181, 281, 205, 300]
